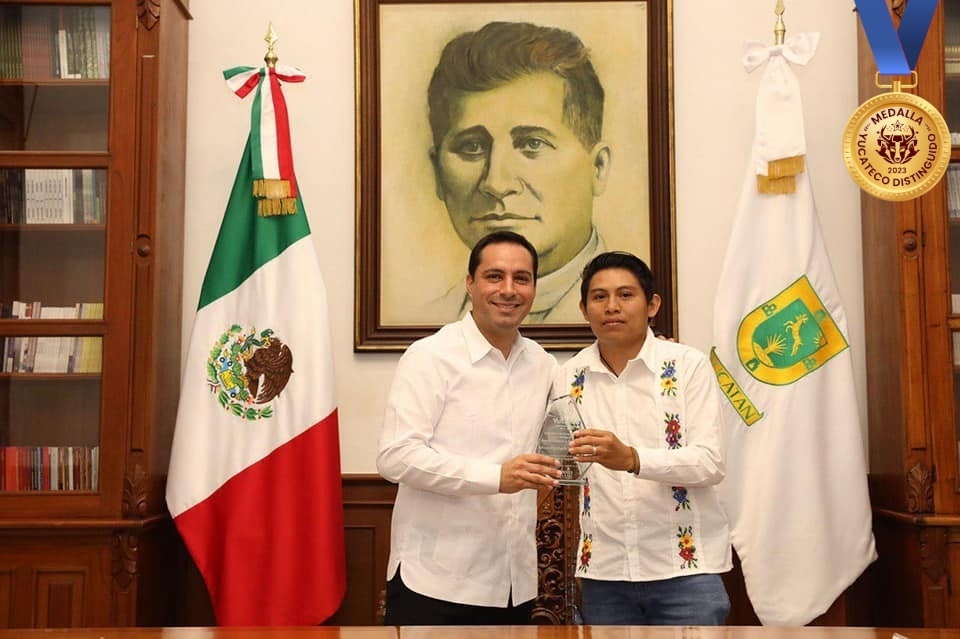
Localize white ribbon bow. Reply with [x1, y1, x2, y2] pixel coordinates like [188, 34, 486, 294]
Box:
[742, 33, 820, 175]
[743, 33, 820, 73]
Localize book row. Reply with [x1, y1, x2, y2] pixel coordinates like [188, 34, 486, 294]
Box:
[1, 301, 103, 374]
[0, 168, 106, 225]
[0, 445, 99, 492]
[0, 5, 110, 80]
[948, 165, 960, 221]
[1, 301, 103, 320]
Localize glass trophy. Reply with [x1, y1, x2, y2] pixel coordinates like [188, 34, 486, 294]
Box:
[537, 394, 592, 486]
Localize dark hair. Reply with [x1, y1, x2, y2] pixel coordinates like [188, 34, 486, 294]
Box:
[427, 21, 605, 151]
[579, 251, 656, 305]
[468, 231, 539, 281]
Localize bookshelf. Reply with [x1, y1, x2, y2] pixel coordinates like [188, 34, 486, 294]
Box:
[0, 0, 189, 629]
[859, 0, 960, 628]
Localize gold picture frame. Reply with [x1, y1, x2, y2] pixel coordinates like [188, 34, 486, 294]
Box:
[355, 0, 675, 351]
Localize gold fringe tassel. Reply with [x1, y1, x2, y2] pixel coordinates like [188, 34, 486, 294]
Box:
[757, 174, 796, 194]
[252, 178, 291, 199]
[766, 155, 805, 179]
[257, 197, 298, 217]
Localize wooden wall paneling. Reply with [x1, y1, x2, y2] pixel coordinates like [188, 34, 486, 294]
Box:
[327, 475, 396, 626]
[130, 521, 180, 627]
[174, 474, 888, 627]
[949, 527, 960, 627]
[0, 567, 12, 628]
[34, 569, 86, 628]
[870, 514, 925, 628]
[919, 526, 949, 627]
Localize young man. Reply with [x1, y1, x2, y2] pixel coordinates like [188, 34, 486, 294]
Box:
[558, 251, 732, 625]
[427, 21, 611, 323]
[377, 230, 561, 625]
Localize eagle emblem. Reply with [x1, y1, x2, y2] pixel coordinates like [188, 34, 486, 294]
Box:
[206, 325, 294, 420]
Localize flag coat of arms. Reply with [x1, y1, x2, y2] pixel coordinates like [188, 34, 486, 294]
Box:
[165, 64, 346, 625]
[711, 34, 876, 625]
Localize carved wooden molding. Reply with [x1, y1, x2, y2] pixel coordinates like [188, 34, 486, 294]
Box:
[376, 589, 386, 624]
[122, 464, 149, 518]
[905, 462, 934, 513]
[532, 486, 580, 624]
[918, 527, 948, 584]
[112, 531, 140, 592]
[138, 0, 161, 30]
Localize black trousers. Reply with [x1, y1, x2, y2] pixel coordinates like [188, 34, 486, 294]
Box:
[383, 569, 534, 626]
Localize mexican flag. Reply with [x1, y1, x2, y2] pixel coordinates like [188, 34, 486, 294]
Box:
[166, 66, 345, 625]
[711, 35, 875, 625]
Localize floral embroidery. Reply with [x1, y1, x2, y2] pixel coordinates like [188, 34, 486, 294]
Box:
[672, 486, 691, 511]
[570, 367, 586, 403]
[660, 359, 678, 396]
[664, 412, 682, 449]
[578, 533, 593, 573]
[582, 478, 591, 517]
[677, 526, 698, 569]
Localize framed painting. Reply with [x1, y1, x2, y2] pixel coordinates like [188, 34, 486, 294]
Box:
[355, 0, 675, 351]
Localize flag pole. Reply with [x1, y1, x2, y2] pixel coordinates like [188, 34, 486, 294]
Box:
[774, 0, 786, 45]
[264, 23, 279, 68]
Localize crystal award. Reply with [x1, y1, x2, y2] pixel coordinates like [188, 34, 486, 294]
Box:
[537, 394, 592, 486]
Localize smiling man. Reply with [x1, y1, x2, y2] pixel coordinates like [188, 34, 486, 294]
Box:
[377, 230, 561, 625]
[555, 251, 733, 625]
[427, 21, 611, 323]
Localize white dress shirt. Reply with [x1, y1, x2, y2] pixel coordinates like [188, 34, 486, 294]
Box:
[554, 329, 732, 582]
[378, 312, 556, 607]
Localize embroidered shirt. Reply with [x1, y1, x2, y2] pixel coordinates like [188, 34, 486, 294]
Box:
[554, 328, 732, 581]
[377, 312, 556, 607]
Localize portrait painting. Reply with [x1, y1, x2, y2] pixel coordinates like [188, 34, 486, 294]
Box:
[356, 0, 675, 350]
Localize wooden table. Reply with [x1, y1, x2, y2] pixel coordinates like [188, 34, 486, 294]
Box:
[0, 628, 950, 639]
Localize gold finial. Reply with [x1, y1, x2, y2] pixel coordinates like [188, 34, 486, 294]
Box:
[774, 0, 786, 45]
[264, 23, 279, 68]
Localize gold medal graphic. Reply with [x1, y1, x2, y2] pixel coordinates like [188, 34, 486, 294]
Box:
[842, 85, 951, 202]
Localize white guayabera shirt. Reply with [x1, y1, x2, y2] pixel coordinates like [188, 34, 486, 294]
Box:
[377, 312, 556, 607]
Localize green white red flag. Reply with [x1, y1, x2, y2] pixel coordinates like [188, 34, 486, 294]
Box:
[166, 65, 345, 625]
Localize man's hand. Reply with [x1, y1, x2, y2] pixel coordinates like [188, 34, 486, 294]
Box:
[499, 454, 562, 493]
[570, 429, 636, 472]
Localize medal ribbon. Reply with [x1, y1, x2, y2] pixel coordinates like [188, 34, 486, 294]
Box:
[854, 0, 939, 75]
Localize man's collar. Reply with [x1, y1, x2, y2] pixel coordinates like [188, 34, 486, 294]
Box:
[461, 311, 525, 363]
[579, 326, 659, 374]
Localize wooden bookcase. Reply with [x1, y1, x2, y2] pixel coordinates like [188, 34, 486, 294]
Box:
[859, 0, 960, 627]
[0, 0, 189, 628]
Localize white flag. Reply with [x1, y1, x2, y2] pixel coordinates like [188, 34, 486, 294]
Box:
[711, 34, 876, 625]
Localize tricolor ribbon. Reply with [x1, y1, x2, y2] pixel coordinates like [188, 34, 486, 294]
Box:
[854, 0, 939, 76]
[224, 64, 306, 216]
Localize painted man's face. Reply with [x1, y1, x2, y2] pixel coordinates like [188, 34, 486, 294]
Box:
[432, 72, 610, 276]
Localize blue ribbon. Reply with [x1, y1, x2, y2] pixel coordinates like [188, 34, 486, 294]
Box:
[854, 0, 939, 75]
